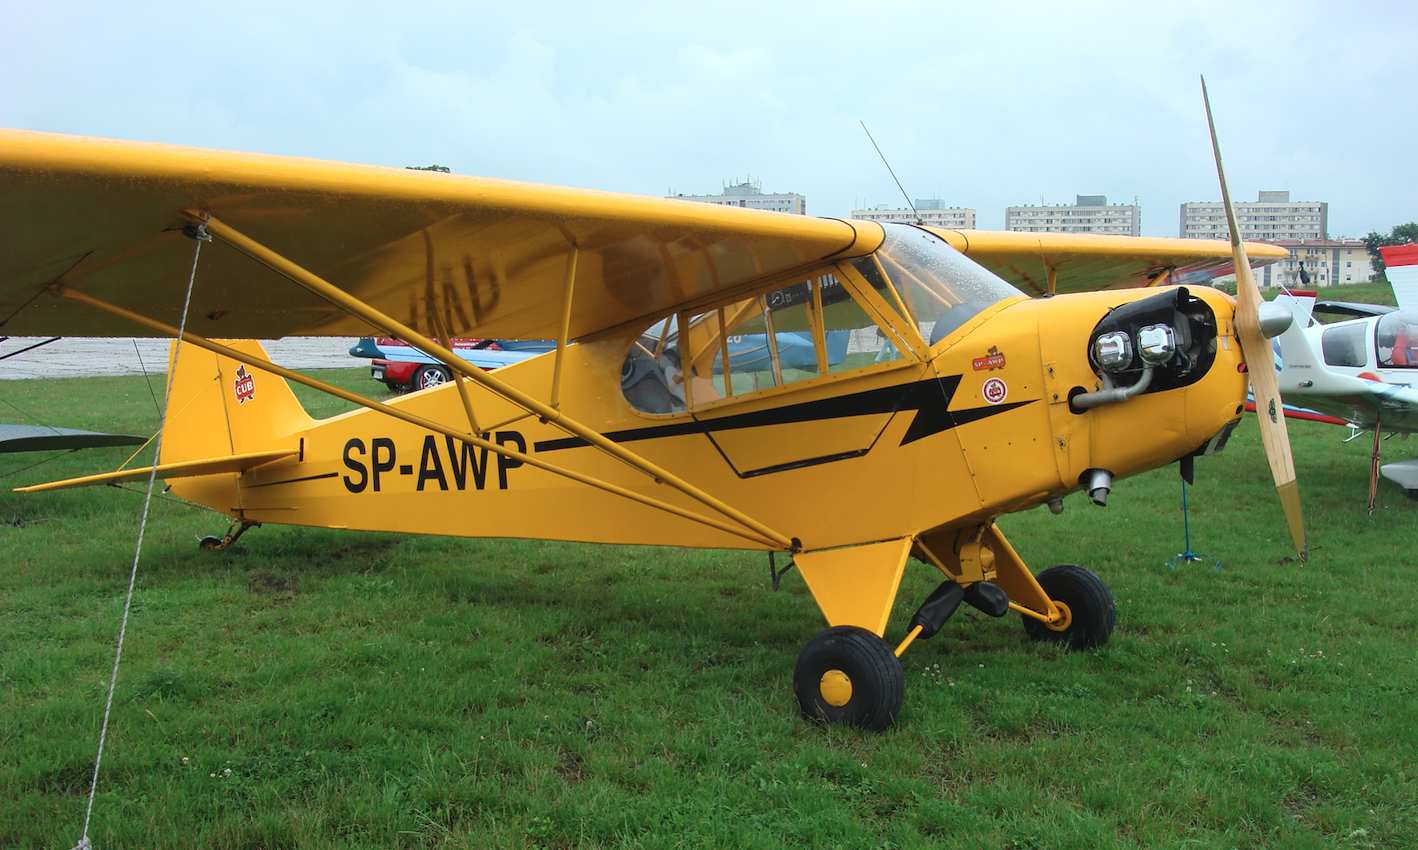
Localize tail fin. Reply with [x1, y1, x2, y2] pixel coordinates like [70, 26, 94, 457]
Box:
[160, 339, 312, 464]
[1269, 292, 1324, 378]
[159, 340, 313, 512]
[1270, 293, 1321, 383]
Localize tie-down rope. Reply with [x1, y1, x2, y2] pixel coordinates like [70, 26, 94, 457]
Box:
[73, 224, 209, 850]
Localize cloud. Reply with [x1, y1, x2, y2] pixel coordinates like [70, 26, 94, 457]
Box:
[2, 1, 1414, 234]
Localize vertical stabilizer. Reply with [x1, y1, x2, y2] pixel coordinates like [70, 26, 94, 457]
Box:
[1381, 245, 1418, 313]
[159, 340, 312, 513]
[1269, 291, 1326, 383]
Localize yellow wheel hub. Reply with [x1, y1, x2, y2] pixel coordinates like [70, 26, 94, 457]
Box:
[819, 669, 853, 706]
[1045, 600, 1073, 632]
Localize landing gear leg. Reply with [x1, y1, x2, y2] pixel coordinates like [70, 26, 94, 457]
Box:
[199, 519, 261, 551]
[1369, 422, 1383, 514]
[975, 526, 1114, 651]
[1020, 564, 1115, 650]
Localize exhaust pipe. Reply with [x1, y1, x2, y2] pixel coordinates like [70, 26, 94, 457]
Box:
[1083, 468, 1113, 506]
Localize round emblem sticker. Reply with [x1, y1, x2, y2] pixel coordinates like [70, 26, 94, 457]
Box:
[982, 377, 1008, 404]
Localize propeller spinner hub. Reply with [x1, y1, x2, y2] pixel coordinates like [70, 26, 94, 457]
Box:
[1257, 302, 1295, 339]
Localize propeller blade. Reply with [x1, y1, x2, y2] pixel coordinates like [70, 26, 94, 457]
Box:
[1201, 76, 1307, 559]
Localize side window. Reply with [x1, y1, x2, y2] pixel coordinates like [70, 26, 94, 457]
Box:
[1321, 324, 1368, 368]
[621, 317, 687, 415]
[691, 279, 825, 402]
[621, 265, 924, 415]
[816, 271, 910, 369]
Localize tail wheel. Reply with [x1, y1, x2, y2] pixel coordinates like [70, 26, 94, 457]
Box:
[1022, 564, 1115, 650]
[793, 625, 904, 731]
[416, 365, 451, 391]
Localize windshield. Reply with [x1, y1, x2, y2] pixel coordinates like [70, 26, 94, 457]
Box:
[850, 224, 1023, 346]
[1377, 311, 1418, 368]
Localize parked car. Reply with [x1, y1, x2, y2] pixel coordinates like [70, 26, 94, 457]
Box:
[351, 337, 554, 392]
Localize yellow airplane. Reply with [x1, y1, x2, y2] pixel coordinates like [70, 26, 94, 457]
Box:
[0, 99, 1300, 730]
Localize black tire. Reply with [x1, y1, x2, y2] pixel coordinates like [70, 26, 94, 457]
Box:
[793, 625, 904, 731]
[1022, 564, 1115, 650]
[198, 535, 224, 550]
[415, 365, 451, 391]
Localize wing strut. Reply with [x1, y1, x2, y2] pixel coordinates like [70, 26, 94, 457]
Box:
[180, 210, 793, 550]
[51, 285, 789, 551]
[550, 242, 578, 409]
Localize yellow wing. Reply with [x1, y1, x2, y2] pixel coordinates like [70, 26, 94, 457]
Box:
[926, 228, 1287, 296]
[0, 129, 880, 340]
[1, 128, 1279, 343]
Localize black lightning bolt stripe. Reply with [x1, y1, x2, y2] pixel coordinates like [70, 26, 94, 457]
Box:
[534, 376, 1036, 453]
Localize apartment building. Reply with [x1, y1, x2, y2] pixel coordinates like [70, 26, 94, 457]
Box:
[1005, 195, 1141, 236]
[666, 180, 806, 215]
[851, 199, 976, 229]
[1179, 191, 1327, 241]
[1247, 238, 1374, 289]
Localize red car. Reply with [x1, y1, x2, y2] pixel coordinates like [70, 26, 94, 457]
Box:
[370, 358, 453, 392]
[365, 338, 500, 392]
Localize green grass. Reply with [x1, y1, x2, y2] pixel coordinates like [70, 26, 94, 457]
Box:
[3, 368, 1418, 848]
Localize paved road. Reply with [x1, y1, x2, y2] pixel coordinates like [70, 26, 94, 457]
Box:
[0, 337, 362, 379]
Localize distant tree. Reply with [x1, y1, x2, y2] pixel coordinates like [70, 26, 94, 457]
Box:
[406, 165, 451, 173]
[1362, 222, 1418, 280]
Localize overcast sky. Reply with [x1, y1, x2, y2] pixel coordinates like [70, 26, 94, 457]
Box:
[2, 1, 1413, 237]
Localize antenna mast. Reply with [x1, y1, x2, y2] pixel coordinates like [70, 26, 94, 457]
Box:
[860, 122, 919, 224]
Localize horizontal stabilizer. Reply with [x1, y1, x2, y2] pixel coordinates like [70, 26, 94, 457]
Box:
[14, 448, 297, 493]
[0, 424, 148, 454]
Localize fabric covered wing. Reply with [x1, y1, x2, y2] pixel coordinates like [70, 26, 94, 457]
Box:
[924, 228, 1288, 295]
[0, 129, 880, 340]
[0, 424, 147, 453]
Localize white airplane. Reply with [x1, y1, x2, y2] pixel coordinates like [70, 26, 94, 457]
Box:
[1271, 244, 1418, 504]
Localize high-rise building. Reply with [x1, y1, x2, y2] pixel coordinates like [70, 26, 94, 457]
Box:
[1004, 195, 1141, 236]
[666, 180, 806, 215]
[850, 199, 976, 230]
[1179, 191, 1327, 241]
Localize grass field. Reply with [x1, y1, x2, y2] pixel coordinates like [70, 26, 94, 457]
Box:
[3, 360, 1418, 849]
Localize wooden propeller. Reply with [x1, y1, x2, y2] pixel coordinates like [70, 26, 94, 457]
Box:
[1202, 76, 1307, 559]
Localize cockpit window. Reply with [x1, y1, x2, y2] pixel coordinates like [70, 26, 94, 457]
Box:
[621, 317, 686, 415]
[621, 264, 929, 415]
[618, 225, 1024, 416]
[1377, 312, 1418, 368]
[850, 224, 1023, 346]
[1321, 323, 1368, 368]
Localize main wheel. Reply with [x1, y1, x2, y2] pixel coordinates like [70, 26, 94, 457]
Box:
[793, 625, 904, 731]
[416, 365, 451, 391]
[1022, 564, 1115, 650]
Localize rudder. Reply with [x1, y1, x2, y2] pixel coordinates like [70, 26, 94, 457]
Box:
[159, 340, 313, 513]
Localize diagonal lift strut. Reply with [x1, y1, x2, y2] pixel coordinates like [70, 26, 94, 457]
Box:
[53, 210, 798, 551]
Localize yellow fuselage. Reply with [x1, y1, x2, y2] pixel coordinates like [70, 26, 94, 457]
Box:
[165, 285, 1246, 556]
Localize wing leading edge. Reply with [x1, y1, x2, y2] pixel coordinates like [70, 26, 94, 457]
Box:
[1, 129, 1280, 343]
[926, 228, 1287, 296]
[0, 129, 881, 342]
